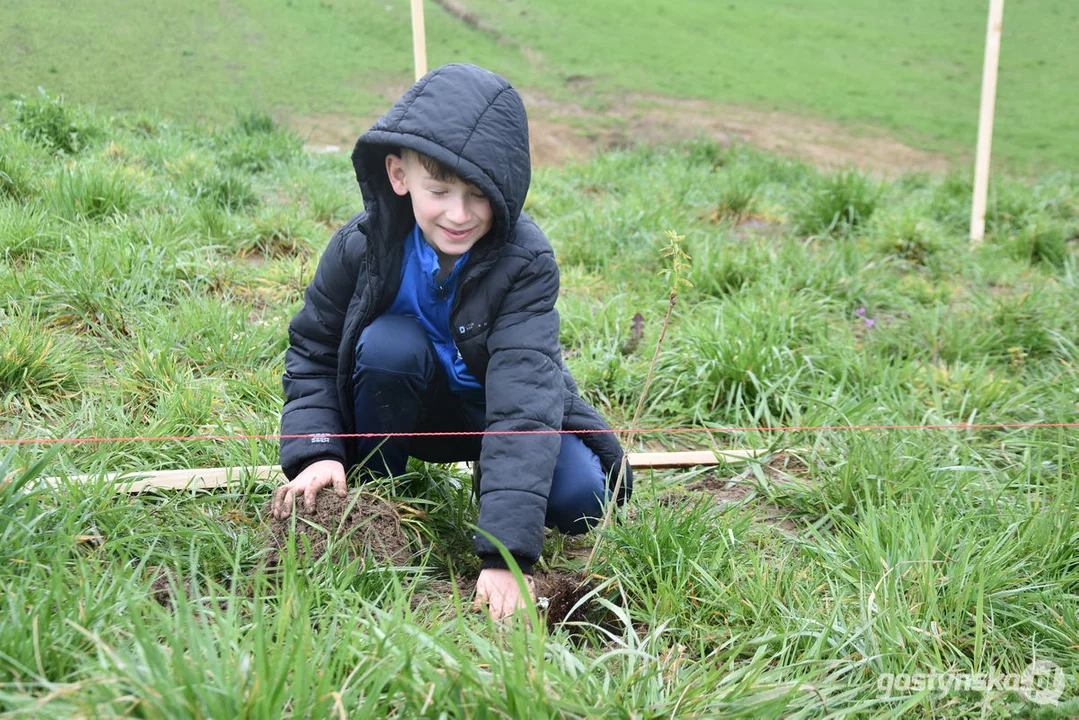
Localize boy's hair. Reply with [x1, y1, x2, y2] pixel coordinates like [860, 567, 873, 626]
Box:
[400, 148, 459, 184]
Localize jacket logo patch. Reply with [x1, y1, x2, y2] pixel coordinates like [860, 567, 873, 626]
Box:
[310, 434, 331, 444]
[457, 321, 490, 335]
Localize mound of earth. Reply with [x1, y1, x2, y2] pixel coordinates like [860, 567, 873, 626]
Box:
[416, 570, 600, 627]
[534, 571, 597, 625]
[264, 490, 411, 570]
[147, 492, 409, 608]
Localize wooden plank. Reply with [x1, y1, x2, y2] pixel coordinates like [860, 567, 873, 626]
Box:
[629, 451, 719, 468]
[969, 0, 1005, 243]
[52, 465, 285, 492]
[46, 448, 783, 492]
[628, 448, 775, 468]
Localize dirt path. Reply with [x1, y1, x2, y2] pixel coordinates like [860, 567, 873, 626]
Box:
[295, 89, 950, 177]
[528, 92, 950, 176]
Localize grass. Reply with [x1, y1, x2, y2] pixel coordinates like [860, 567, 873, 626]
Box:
[0, 0, 522, 122]
[1, 100, 1079, 716]
[790, 170, 881, 238]
[4, 1, 1079, 171]
[470, 0, 1079, 172]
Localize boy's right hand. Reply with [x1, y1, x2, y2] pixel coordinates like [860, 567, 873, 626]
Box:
[271, 459, 347, 518]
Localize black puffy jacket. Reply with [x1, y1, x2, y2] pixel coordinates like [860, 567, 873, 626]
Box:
[280, 64, 631, 571]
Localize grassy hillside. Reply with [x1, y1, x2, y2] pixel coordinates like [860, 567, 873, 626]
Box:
[0, 0, 524, 120]
[464, 0, 1079, 172]
[2, 99, 1078, 716]
[3, 0, 1077, 171]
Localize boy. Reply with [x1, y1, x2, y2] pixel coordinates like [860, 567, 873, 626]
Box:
[270, 64, 631, 620]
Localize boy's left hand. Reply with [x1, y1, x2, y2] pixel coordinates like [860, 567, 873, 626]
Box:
[472, 568, 535, 620]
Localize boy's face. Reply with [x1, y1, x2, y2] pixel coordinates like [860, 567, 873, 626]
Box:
[385, 152, 494, 262]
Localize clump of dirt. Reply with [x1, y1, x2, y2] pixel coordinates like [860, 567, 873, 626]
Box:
[534, 570, 598, 625]
[684, 473, 755, 504]
[147, 565, 199, 609]
[145, 492, 409, 608]
[149, 566, 180, 606]
[414, 570, 601, 627]
[264, 491, 411, 570]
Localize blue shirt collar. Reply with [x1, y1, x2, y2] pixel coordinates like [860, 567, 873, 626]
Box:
[412, 224, 470, 285]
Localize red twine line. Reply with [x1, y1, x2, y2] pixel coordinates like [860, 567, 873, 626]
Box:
[2, 422, 1077, 446]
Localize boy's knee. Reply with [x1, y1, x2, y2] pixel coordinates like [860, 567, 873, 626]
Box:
[546, 437, 608, 535]
[546, 477, 607, 535]
[355, 315, 433, 376]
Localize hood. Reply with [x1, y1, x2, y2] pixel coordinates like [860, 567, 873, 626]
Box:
[351, 64, 532, 247]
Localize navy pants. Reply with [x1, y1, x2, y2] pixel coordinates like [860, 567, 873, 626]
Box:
[352, 315, 608, 534]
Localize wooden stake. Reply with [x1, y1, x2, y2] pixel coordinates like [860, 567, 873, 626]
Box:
[45, 449, 786, 493]
[411, 0, 428, 81]
[970, 0, 1005, 244]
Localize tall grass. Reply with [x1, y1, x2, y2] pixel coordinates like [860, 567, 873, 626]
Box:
[1, 105, 1077, 716]
[789, 170, 881, 238]
[13, 89, 104, 155]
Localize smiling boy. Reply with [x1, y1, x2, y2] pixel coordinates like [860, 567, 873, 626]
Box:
[390, 149, 494, 274]
[271, 64, 631, 619]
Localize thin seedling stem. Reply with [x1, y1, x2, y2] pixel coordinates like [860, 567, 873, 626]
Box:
[586, 231, 689, 572]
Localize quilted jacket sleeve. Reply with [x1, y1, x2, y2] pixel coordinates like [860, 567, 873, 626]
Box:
[279, 221, 365, 479]
[474, 250, 564, 574]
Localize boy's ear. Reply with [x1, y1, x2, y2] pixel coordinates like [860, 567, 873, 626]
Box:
[385, 153, 410, 197]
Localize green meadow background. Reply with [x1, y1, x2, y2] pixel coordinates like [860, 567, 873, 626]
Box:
[3, 0, 1078, 171]
[2, 1, 1078, 716]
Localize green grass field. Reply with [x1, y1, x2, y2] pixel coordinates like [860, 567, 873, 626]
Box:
[3, 0, 1078, 171]
[463, 0, 1079, 173]
[2, 96, 1078, 716]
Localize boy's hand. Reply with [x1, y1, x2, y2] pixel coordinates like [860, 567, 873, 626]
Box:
[271, 459, 347, 518]
[472, 568, 535, 621]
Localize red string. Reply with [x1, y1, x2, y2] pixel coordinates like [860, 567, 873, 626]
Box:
[2, 422, 1077, 446]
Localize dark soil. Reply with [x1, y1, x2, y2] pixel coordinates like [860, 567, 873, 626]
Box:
[534, 571, 598, 625]
[148, 565, 191, 607]
[264, 490, 411, 570]
[147, 491, 409, 608]
[684, 473, 755, 503]
[415, 570, 601, 627]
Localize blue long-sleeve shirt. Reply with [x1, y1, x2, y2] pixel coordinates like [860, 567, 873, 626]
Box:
[382, 224, 482, 392]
